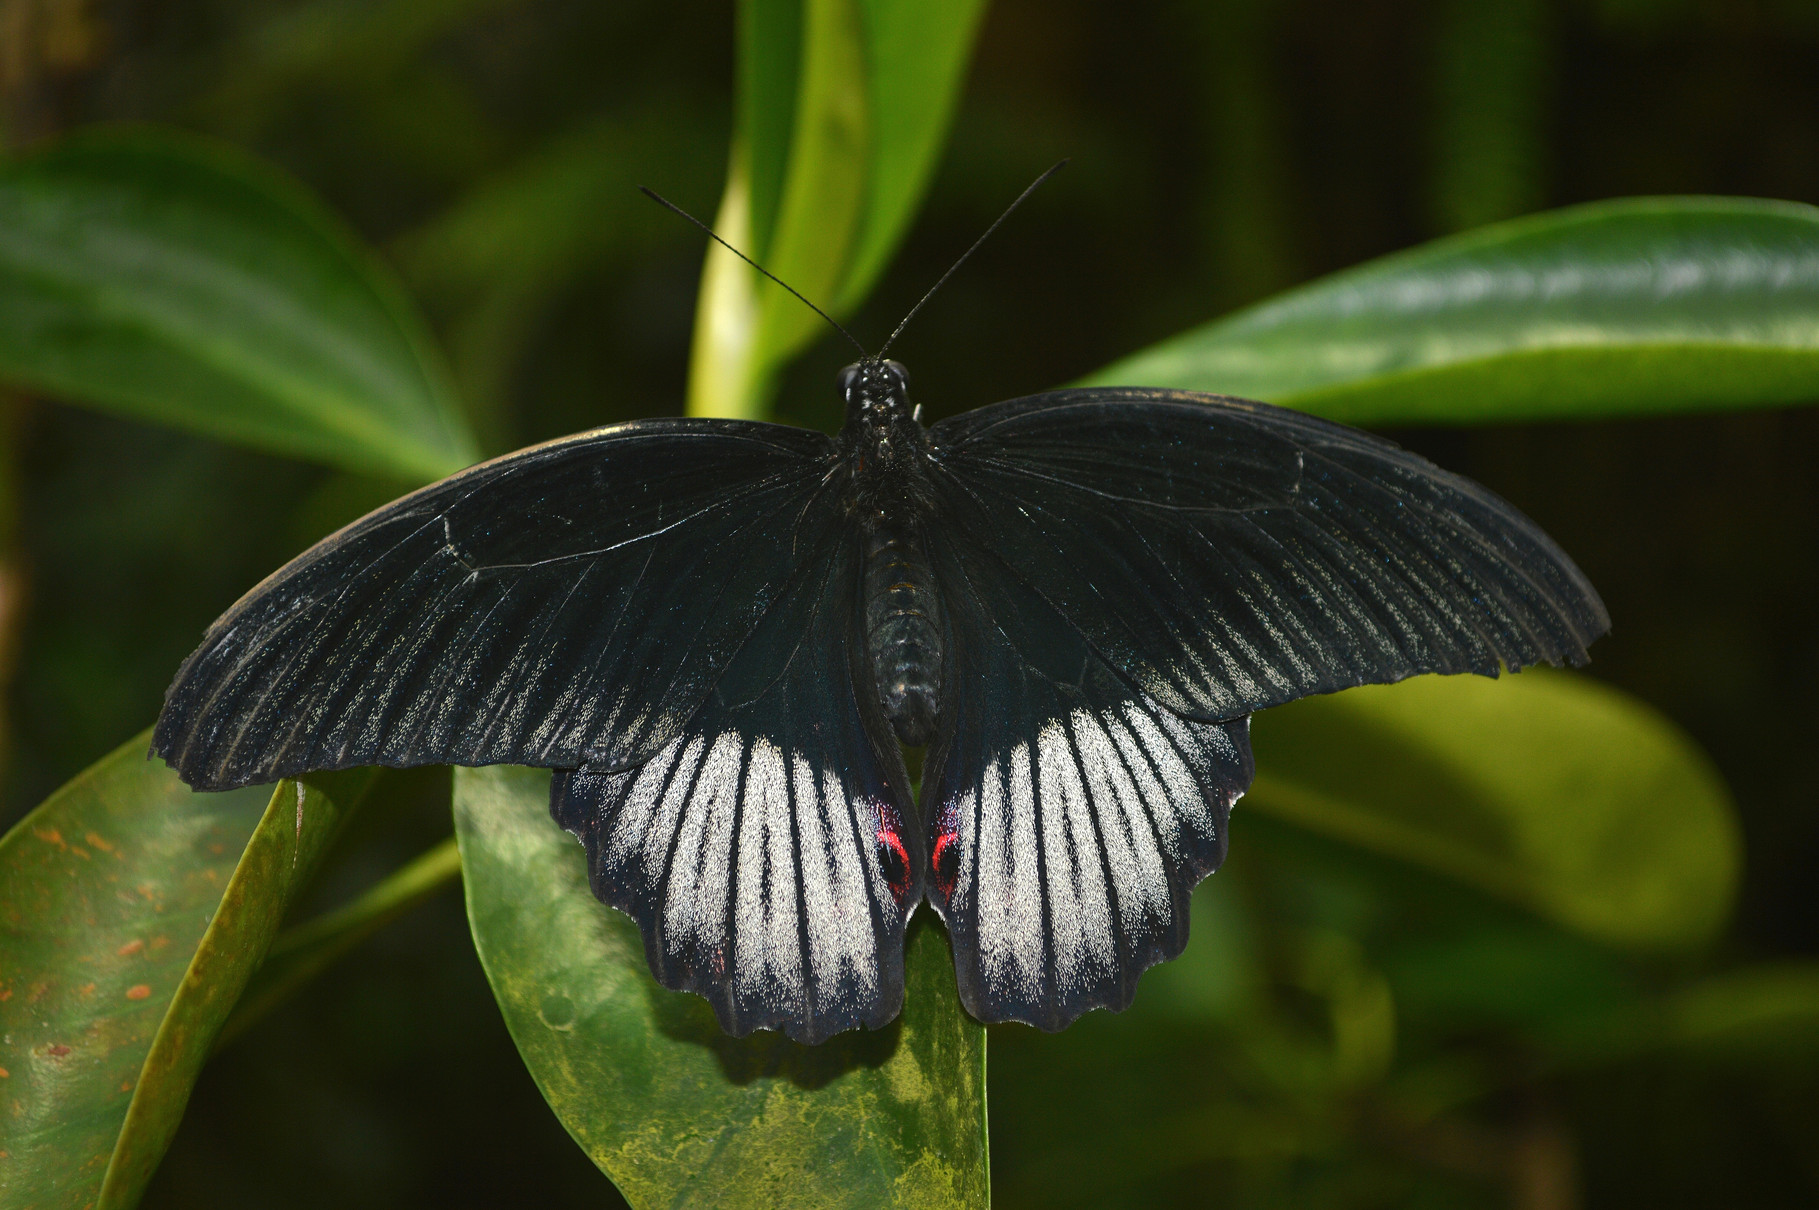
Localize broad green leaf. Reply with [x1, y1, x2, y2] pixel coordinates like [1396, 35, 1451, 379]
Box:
[0, 730, 373, 1208]
[1088, 197, 1819, 425]
[1247, 671, 1740, 951]
[0, 127, 479, 481]
[691, 0, 986, 418]
[454, 765, 988, 1209]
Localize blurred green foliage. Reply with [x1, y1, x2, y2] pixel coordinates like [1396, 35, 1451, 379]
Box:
[0, 0, 1815, 1207]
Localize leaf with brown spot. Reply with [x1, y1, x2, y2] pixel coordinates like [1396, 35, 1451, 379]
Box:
[0, 730, 374, 1208]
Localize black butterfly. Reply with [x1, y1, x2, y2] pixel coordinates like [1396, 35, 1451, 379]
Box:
[153, 354, 1607, 1044]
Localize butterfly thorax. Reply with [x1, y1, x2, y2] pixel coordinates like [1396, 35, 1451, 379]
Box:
[837, 359, 944, 746]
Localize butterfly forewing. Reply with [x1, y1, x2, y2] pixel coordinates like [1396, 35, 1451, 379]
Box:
[153, 373, 1613, 1044]
[552, 520, 921, 1044]
[922, 521, 1251, 1031]
[928, 390, 1610, 723]
[154, 420, 835, 789]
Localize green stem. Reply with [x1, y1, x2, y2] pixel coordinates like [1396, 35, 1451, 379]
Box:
[1245, 772, 1533, 909]
[686, 151, 770, 419]
[214, 835, 463, 1048]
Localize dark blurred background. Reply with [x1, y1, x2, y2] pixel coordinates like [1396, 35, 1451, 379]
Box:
[2, 0, 1816, 1206]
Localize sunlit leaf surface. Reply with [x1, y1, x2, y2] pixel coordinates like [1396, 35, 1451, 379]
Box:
[454, 764, 988, 1209]
[1090, 197, 1819, 425]
[0, 128, 479, 481]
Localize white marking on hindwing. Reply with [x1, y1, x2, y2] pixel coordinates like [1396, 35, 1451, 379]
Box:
[662, 732, 742, 960]
[1071, 709, 1171, 939]
[1036, 719, 1107, 993]
[734, 738, 801, 1010]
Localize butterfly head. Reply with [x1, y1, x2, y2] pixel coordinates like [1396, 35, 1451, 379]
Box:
[838, 358, 913, 418]
[838, 358, 928, 494]
[838, 357, 924, 457]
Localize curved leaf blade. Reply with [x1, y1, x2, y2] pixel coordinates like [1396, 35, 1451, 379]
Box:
[97, 766, 372, 1206]
[1089, 197, 1819, 425]
[691, 0, 985, 419]
[835, 0, 989, 311]
[0, 127, 479, 481]
[1247, 671, 1740, 951]
[0, 730, 372, 1208]
[755, 0, 870, 370]
[453, 764, 988, 1209]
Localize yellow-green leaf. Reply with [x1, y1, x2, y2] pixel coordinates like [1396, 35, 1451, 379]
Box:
[1248, 671, 1740, 951]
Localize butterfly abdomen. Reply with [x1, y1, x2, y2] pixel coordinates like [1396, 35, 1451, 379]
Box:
[862, 516, 943, 746]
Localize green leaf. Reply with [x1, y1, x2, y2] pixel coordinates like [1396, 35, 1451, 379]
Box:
[1246, 670, 1740, 951]
[835, 0, 991, 312]
[1087, 197, 1819, 425]
[0, 730, 374, 1208]
[690, 0, 986, 419]
[0, 127, 479, 481]
[453, 764, 988, 1209]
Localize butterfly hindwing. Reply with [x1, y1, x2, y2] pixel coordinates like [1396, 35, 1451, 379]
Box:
[929, 389, 1610, 722]
[551, 521, 922, 1044]
[154, 420, 836, 790]
[922, 524, 1252, 1031]
[153, 378, 1615, 1043]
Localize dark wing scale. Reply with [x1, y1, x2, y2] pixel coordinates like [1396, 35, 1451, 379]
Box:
[155, 419, 836, 790]
[929, 389, 1610, 722]
[922, 523, 1251, 1031]
[552, 520, 922, 1045]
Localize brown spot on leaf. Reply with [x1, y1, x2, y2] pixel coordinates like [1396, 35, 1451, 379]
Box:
[85, 832, 114, 853]
[70, 846, 90, 860]
[116, 939, 144, 957]
[46, 1044, 70, 1057]
[77, 982, 95, 998]
[33, 828, 65, 849]
[125, 984, 151, 1001]
[149, 935, 170, 950]
[0, 1067, 9, 1078]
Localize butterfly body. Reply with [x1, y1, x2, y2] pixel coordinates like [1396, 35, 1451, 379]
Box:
[154, 363, 1609, 1044]
[842, 359, 946, 747]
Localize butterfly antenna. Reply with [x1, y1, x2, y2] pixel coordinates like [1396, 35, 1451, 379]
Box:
[640, 186, 868, 360]
[876, 160, 1068, 360]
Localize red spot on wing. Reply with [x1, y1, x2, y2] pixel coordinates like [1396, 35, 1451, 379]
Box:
[876, 826, 911, 900]
[932, 831, 959, 898]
